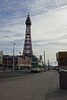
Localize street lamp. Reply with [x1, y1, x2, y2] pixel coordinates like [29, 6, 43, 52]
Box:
[13, 43, 16, 71]
[44, 51, 45, 66]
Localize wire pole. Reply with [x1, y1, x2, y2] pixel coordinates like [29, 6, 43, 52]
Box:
[7, 54, 8, 69]
[44, 51, 45, 66]
[13, 43, 16, 71]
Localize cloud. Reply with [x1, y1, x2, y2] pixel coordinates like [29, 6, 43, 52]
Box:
[0, 17, 26, 42]
[32, 5, 67, 41]
[0, 0, 67, 64]
[28, 0, 67, 15]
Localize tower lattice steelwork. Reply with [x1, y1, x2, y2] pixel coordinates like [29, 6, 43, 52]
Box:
[23, 14, 33, 57]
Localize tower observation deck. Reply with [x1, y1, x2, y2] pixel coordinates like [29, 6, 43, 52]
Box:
[23, 14, 33, 57]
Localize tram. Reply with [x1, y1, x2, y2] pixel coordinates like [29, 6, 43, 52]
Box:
[31, 56, 44, 72]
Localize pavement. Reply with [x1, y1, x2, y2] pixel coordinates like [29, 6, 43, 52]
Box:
[0, 70, 67, 100]
[45, 71, 67, 100]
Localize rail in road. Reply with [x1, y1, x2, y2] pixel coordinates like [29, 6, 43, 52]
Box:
[0, 69, 38, 79]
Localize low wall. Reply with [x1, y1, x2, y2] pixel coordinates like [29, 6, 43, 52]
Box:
[59, 70, 67, 89]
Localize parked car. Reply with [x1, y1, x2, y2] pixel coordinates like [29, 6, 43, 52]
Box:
[53, 66, 59, 71]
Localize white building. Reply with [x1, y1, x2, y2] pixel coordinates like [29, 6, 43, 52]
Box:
[0, 51, 3, 66]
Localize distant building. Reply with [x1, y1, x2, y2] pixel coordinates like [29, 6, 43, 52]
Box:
[3, 55, 18, 69]
[57, 52, 67, 70]
[17, 56, 32, 69]
[0, 51, 3, 67]
[3, 55, 32, 70]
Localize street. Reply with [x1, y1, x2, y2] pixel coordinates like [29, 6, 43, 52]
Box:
[0, 69, 34, 79]
[0, 70, 67, 100]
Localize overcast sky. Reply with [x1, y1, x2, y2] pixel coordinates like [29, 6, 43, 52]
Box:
[0, 0, 67, 65]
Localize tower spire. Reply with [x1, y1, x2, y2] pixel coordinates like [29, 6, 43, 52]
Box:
[25, 13, 31, 25]
[28, 12, 29, 15]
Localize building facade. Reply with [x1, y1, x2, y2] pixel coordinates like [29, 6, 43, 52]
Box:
[17, 56, 32, 69]
[3, 55, 18, 69]
[3, 55, 32, 70]
[57, 52, 67, 70]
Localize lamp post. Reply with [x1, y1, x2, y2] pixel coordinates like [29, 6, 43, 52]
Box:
[44, 51, 46, 66]
[7, 54, 8, 69]
[13, 43, 16, 71]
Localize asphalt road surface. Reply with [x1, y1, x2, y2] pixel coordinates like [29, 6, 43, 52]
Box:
[0, 70, 67, 100]
[0, 69, 35, 79]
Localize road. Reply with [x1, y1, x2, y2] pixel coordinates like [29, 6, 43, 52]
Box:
[0, 69, 35, 79]
[0, 70, 67, 100]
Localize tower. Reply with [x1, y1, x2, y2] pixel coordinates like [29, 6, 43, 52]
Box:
[23, 14, 33, 57]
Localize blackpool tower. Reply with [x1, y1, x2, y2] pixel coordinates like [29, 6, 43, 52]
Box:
[23, 14, 33, 57]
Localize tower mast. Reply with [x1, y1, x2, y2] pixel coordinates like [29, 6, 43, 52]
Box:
[23, 13, 33, 57]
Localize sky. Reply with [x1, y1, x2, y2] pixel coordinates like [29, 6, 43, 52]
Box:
[0, 0, 67, 65]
